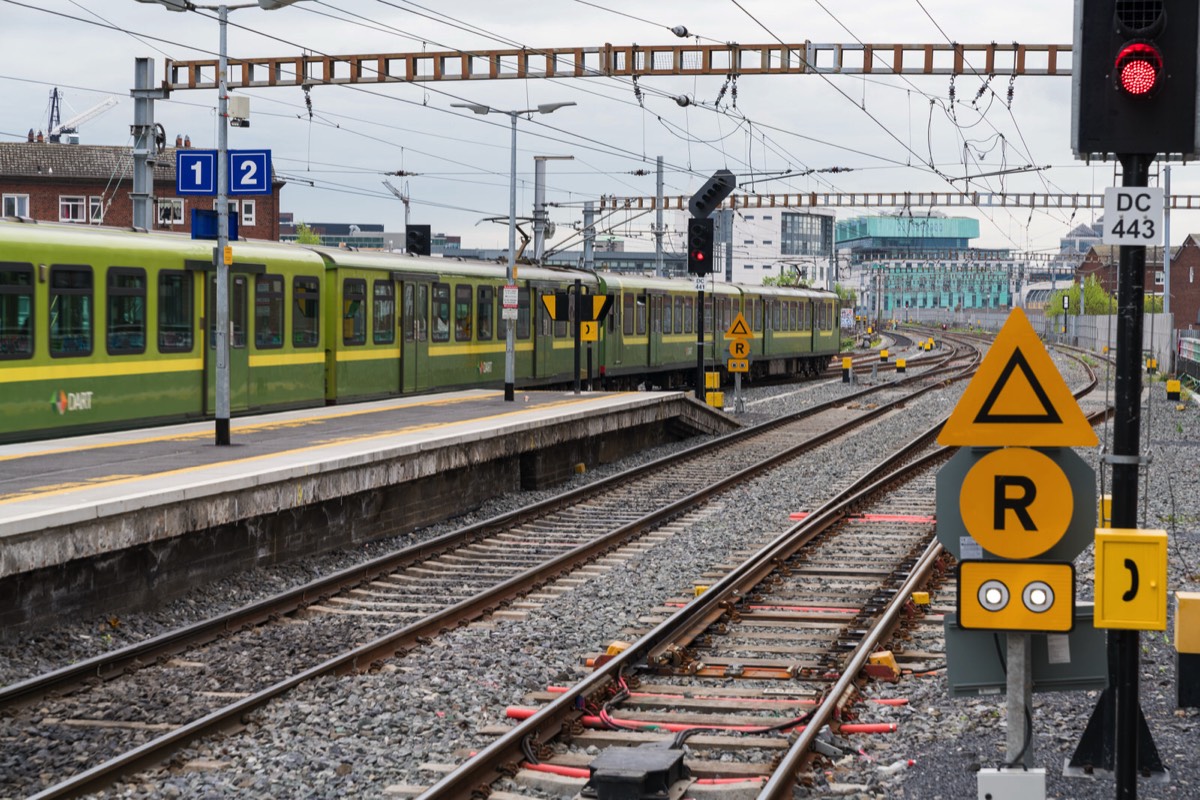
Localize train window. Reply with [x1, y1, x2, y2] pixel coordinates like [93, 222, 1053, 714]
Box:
[229, 276, 248, 349]
[622, 294, 634, 335]
[636, 295, 646, 335]
[662, 295, 672, 333]
[673, 297, 683, 334]
[455, 284, 473, 341]
[416, 284, 429, 341]
[721, 299, 732, 331]
[373, 280, 395, 345]
[553, 290, 568, 338]
[255, 274, 285, 349]
[49, 266, 92, 357]
[293, 277, 320, 347]
[789, 302, 798, 331]
[157, 271, 192, 353]
[703, 297, 713, 333]
[684, 296, 693, 334]
[106, 268, 146, 355]
[431, 282, 451, 343]
[772, 300, 781, 331]
[477, 286, 494, 341]
[342, 278, 367, 346]
[516, 287, 531, 339]
[753, 299, 763, 331]
[0, 263, 33, 359]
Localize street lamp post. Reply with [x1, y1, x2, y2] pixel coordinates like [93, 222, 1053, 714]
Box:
[135, 0, 306, 445]
[451, 101, 576, 402]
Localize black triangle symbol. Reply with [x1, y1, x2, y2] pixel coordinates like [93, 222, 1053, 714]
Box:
[973, 348, 1063, 425]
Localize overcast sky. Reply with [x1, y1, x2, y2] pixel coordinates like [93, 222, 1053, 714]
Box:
[3, 0, 1192, 255]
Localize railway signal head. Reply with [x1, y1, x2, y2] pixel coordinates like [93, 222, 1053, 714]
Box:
[687, 217, 714, 276]
[688, 170, 736, 218]
[1072, 0, 1200, 159]
[406, 224, 431, 256]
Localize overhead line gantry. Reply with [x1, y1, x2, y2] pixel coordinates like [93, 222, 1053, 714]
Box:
[159, 41, 1072, 91]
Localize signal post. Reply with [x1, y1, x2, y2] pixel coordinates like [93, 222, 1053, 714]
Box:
[1071, 2, 1196, 794]
[687, 171, 735, 401]
[936, 308, 1099, 797]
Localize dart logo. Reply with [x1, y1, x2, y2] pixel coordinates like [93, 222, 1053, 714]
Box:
[51, 390, 93, 415]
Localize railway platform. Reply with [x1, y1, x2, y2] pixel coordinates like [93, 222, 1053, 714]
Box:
[0, 389, 735, 632]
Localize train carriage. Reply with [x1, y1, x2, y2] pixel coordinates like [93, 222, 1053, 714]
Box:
[0, 220, 326, 441]
[0, 220, 843, 443]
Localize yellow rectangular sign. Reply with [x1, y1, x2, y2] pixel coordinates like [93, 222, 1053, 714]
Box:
[580, 321, 598, 341]
[957, 560, 1075, 632]
[727, 358, 749, 373]
[1094, 529, 1168, 630]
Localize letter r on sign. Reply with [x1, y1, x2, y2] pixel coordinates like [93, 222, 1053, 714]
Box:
[994, 475, 1037, 531]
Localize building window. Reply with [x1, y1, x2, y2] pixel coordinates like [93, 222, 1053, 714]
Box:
[89, 196, 104, 224]
[743, 239, 755, 245]
[1154, 270, 1164, 285]
[744, 215, 754, 220]
[158, 271, 193, 352]
[59, 196, 86, 223]
[2, 194, 29, 217]
[255, 274, 284, 349]
[373, 280, 395, 345]
[241, 199, 256, 227]
[157, 199, 184, 226]
[106, 268, 146, 354]
[762, 240, 773, 245]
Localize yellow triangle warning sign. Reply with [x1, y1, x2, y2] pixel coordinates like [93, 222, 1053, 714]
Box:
[726, 312, 754, 339]
[938, 308, 1097, 447]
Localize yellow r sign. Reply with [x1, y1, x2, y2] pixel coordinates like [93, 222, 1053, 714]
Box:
[959, 447, 1073, 559]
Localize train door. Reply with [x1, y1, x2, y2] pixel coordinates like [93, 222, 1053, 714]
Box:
[401, 281, 430, 392]
[205, 272, 250, 413]
[534, 287, 556, 380]
[647, 294, 661, 367]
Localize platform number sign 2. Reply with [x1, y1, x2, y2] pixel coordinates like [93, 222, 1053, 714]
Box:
[228, 150, 271, 196]
[1102, 187, 1164, 245]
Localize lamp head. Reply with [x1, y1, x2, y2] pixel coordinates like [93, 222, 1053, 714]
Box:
[134, 0, 189, 10]
[451, 103, 492, 115]
[536, 101, 577, 115]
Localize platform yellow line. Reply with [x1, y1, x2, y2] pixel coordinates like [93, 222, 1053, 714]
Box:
[0, 392, 505, 464]
[0, 394, 617, 505]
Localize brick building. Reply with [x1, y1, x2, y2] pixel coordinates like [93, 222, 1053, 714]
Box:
[1077, 239, 1200, 330]
[0, 139, 284, 239]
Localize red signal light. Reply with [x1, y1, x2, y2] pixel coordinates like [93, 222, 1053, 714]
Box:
[1115, 42, 1163, 96]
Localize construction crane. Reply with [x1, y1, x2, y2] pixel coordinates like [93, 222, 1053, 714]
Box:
[382, 179, 411, 228]
[47, 91, 118, 144]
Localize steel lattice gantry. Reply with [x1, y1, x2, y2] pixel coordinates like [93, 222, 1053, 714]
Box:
[160, 41, 1072, 91]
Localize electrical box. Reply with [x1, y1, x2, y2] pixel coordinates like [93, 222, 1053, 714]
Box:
[977, 768, 1045, 800]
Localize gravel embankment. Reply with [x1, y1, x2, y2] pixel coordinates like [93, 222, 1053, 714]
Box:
[3, 342, 1195, 800]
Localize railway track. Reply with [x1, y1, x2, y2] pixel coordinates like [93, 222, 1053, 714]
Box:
[1, 341, 977, 800]
[418, 348, 1108, 799]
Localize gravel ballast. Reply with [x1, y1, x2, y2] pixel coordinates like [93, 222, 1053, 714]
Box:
[2, 342, 1196, 799]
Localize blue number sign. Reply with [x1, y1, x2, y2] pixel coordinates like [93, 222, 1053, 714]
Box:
[176, 149, 218, 196]
[228, 149, 272, 195]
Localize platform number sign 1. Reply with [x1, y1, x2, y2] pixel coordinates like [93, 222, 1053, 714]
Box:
[176, 149, 218, 196]
[1102, 187, 1164, 245]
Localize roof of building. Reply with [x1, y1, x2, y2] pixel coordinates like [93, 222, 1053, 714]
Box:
[0, 142, 282, 185]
